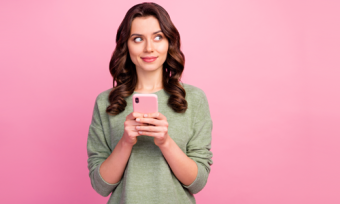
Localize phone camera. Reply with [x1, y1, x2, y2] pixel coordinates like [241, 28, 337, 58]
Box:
[135, 97, 139, 103]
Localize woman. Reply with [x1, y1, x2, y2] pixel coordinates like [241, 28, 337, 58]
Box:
[87, 2, 213, 204]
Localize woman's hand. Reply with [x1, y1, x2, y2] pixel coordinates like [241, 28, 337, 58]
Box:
[121, 112, 148, 147]
[135, 112, 170, 147]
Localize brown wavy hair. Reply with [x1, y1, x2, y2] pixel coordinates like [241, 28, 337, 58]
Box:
[106, 2, 187, 115]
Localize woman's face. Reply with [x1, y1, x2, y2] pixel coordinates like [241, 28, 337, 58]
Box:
[127, 16, 169, 73]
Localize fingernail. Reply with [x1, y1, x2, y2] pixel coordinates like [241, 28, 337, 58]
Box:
[136, 118, 140, 122]
[139, 131, 142, 134]
[136, 126, 140, 130]
[144, 114, 148, 117]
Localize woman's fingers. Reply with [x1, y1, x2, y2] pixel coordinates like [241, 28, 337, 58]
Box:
[136, 112, 167, 126]
[135, 117, 167, 126]
[132, 112, 168, 137]
[136, 131, 164, 137]
[135, 125, 166, 132]
[126, 112, 144, 120]
[131, 121, 149, 126]
[124, 121, 148, 131]
[124, 119, 147, 125]
[142, 112, 166, 120]
[124, 116, 149, 137]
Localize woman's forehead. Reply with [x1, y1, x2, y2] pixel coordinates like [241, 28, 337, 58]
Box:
[130, 16, 161, 35]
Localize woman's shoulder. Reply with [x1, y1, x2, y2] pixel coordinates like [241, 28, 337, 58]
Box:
[181, 83, 207, 100]
[181, 83, 211, 116]
[94, 88, 113, 104]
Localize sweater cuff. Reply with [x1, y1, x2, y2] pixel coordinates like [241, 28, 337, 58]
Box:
[182, 161, 208, 194]
[93, 162, 120, 196]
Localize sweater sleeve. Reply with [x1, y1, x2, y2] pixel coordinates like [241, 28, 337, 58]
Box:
[87, 98, 120, 197]
[183, 91, 213, 194]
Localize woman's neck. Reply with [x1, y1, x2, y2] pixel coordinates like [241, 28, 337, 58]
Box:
[134, 66, 163, 94]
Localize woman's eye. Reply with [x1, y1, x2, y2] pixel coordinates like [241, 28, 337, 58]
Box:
[134, 37, 142, 42]
[133, 35, 163, 42]
[155, 35, 162, 41]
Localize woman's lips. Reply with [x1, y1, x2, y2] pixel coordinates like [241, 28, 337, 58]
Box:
[141, 57, 157, 62]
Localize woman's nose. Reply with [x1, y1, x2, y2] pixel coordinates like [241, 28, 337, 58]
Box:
[144, 39, 154, 52]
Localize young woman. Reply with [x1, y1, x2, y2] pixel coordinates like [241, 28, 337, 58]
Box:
[87, 2, 213, 204]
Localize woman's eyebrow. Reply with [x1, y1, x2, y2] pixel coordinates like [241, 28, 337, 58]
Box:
[130, 30, 162, 37]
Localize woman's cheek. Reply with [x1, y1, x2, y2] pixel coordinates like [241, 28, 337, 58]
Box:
[157, 43, 169, 56]
[129, 49, 141, 65]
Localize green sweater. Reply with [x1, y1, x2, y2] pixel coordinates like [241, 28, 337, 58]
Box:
[87, 83, 213, 204]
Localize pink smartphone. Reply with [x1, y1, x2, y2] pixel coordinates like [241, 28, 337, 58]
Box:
[132, 94, 158, 114]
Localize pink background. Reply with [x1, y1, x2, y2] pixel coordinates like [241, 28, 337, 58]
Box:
[1, 0, 339, 203]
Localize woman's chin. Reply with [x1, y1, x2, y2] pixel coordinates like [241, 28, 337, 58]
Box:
[137, 65, 163, 72]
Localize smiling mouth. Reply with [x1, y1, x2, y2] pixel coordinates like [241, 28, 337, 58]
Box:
[141, 57, 158, 62]
[141, 56, 158, 59]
